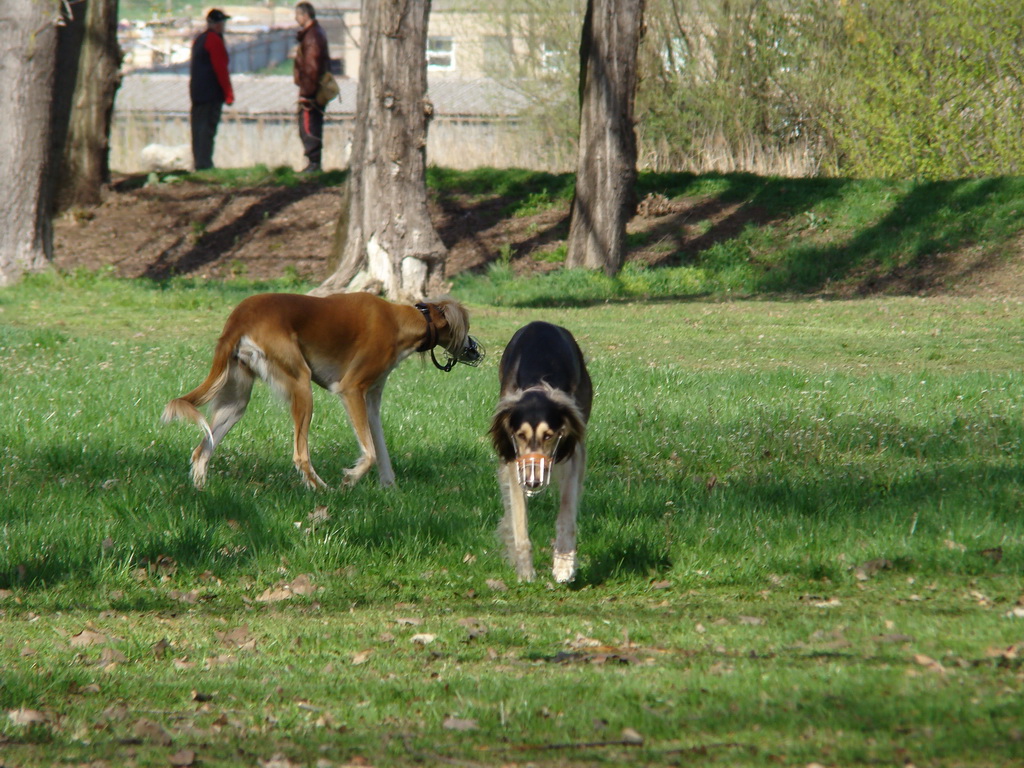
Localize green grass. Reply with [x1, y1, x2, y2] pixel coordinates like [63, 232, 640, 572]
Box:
[1, 267, 1023, 765]
[439, 170, 1024, 305]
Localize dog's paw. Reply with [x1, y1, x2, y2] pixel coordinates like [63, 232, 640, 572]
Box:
[298, 467, 327, 490]
[515, 562, 537, 582]
[552, 551, 577, 583]
[305, 475, 328, 491]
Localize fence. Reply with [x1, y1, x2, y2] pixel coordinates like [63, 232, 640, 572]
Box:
[109, 73, 574, 173]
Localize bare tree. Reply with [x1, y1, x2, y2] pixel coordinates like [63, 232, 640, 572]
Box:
[565, 0, 645, 275]
[0, 1, 59, 286]
[314, 0, 446, 301]
[52, 0, 122, 212]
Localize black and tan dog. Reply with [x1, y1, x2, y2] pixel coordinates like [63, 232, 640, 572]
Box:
[163, 292, 482, 490]
[489, 321, 592, 582]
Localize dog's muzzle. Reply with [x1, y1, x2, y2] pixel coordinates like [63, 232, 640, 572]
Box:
[431, 335, 485, 372]
[437, 335, 484, 370]
[515, 453, 554, 497]
[513, 433, 561, 497]
[456, 335, 485, 367]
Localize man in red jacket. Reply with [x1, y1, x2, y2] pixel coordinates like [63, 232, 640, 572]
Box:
[294, 2, 330, 173]
[189, 9, 235, 171]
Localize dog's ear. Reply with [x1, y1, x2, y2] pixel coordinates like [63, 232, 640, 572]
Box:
[426, 296, 469, 353]
[550, 389, 588, 462]
[489, 399, 517, 461]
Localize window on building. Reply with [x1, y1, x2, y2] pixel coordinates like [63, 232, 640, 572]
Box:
[427, 36, 455, 71]
[540, 40, 567, 74]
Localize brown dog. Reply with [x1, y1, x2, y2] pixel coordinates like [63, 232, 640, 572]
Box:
[163, 292, 482, 489]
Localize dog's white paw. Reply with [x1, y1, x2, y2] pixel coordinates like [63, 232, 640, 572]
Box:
[552, 551, 577, 583]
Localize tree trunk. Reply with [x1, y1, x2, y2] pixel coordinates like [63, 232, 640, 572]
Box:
[565, 0, 645, 276]
[53, 0, 122, 213]
[0, 2, 59, 286]
[313, 0, 447, 302]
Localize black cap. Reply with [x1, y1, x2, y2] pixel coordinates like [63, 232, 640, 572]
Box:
[207, 8, 230, 22]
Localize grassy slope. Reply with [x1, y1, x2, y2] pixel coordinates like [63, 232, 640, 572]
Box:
[432, 170, 1024, 303]
[2, 171, 1024, 766]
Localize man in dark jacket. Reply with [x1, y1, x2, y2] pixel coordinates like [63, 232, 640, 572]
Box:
[294, 2, 330, 173]
[189, 9, 234, 171]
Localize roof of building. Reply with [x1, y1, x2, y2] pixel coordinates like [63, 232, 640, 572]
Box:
[115, 73, 529, 117]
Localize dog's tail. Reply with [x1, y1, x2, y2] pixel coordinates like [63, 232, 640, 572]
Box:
[161, 336, 236, 443]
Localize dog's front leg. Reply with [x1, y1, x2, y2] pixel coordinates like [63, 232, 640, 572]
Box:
[365, 382, 395, 487]
[498, 461, 535, 581]
[339, 389, 377, 486]
[551, 447, 584, 583]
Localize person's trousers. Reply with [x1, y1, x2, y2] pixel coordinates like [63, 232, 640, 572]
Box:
[191, 101, 223, 171]
[298, 103, 325, 167]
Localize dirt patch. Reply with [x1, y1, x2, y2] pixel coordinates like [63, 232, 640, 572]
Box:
[52, 176, 1024, 296]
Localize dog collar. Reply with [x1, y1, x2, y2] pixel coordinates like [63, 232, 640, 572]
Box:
[414, 303, 437, 353]
[415, 302, 457, 371]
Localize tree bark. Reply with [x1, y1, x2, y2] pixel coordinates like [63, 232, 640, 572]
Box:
[314, 0, 447, 301]
[565, 0, 645, 276]
[52, 0, 122, 213]
[0, 2, 59, 286]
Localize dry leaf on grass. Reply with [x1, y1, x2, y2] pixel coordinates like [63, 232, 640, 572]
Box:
[351, 650, 373, 665]
[216, 626, 256, 650]
[99, 647, 128, 667]
[8, 708, 48, 726]
[456, 618, 488, 640]
[257, 574, 317, 603]
[986, 645, 1020, 661]
[170, 749, 197, 767]
[621, 727, 644, 745]
[132, 717, 173, 745]
[258, 754, 303, 768]
[410, 633, 436, 645]
[442, 716, 478, 731]
[485, 578, 507, 592]
[70, 628, 111, 648]
[912, 654, 945, 674]
[980, 547, 1003, 562]
[853, 558, 893, 581]
[874, 633, 915, 644]
[152, 637, 172, 659]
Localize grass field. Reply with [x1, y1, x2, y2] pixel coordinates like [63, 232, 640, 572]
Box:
[2, 264, 1023, 766]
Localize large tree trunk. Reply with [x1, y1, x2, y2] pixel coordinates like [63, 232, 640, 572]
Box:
[52, 0, 122, 213]
[0, 2, 59, 286]
[565, 0, 645, 276]
[313, 0, 446, 301]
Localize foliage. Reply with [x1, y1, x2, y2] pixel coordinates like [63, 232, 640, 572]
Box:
[489, 0, 1024, 178]
[831, 0, 1024, 179]
[1, 273, 1023, 765]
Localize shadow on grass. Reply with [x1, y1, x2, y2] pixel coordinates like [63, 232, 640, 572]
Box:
[3, 422, 1020, 591]
[466, 172, 1024, 307]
